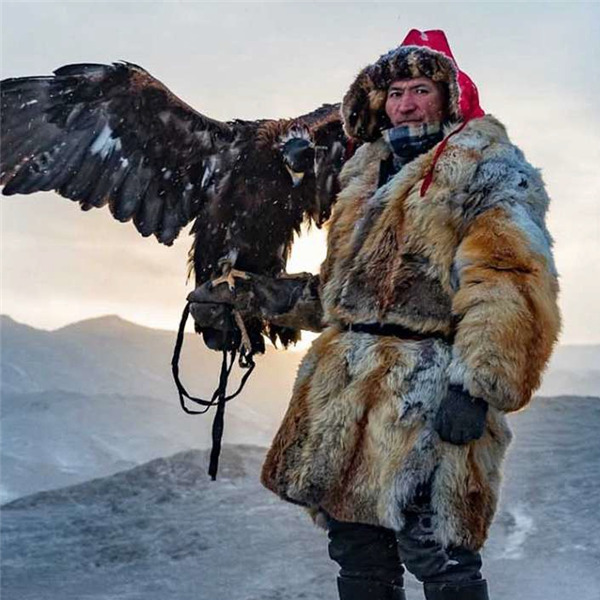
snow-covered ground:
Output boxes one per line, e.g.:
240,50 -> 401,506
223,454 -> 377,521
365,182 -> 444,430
2,396 -> 600,600
2,316 -> 599,598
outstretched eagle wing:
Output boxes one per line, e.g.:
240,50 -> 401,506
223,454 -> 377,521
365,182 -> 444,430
1,61 -> 241,245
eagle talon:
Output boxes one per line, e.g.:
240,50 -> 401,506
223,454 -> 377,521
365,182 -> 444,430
210,268 -> 250,292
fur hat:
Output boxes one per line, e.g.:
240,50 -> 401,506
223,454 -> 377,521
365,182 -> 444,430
342,29 -> 484,141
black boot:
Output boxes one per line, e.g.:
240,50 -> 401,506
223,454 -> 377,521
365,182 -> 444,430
424,579 -> 489,600
337,576 -> 406,600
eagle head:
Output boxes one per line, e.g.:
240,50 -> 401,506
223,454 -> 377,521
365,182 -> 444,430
278,127 -> 314,187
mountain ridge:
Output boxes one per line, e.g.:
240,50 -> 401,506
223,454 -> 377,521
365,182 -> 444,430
3,312 -> 599,399
4,311 -> 600,349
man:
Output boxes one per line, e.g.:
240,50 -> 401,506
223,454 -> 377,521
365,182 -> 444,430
190,29 -> 561,600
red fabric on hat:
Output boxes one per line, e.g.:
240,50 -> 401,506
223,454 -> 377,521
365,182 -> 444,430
399,29 -> 485,195
400,29 -> 485,121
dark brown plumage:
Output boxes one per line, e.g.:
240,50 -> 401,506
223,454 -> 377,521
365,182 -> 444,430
0,61 -> 349,355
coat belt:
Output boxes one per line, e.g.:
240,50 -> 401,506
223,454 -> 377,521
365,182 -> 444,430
343,322 -> 454,344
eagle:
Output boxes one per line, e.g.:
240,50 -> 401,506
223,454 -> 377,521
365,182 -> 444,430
0,61 -> 348,356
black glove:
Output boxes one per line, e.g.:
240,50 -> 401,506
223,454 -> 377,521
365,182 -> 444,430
434,385 -> 488,445
187,281 -> 237,331
187,273 -> 323,333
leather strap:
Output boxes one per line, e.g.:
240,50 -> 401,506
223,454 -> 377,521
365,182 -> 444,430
343,322 -> 453,344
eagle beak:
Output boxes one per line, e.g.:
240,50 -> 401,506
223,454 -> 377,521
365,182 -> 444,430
285,165 -> 305,187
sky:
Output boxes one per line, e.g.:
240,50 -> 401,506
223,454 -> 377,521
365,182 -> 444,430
1,1 -> 599,345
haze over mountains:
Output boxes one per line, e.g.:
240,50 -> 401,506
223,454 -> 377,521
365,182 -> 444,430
1,314 -> 599,599
0,314 -> 301,501
3,313 -> 597,399
1,314 -> 301,408
1,313 -> 599,502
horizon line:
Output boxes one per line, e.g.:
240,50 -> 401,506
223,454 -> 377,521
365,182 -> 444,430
2,313 -> 599,348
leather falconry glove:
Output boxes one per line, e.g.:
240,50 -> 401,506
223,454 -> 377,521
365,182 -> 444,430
187,281 -> 238,332
434,384 -> 488,445
188,272 -> 323,334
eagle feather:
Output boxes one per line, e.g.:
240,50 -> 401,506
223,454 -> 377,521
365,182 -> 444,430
1,61 -> 350,354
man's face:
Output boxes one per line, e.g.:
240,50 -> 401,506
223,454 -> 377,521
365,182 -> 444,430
384,77 -> 447,127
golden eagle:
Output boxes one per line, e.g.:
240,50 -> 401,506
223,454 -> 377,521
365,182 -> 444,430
1,61 -> 347,355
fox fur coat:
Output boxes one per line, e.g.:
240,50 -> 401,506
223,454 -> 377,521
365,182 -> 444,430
260,42 -> 561,552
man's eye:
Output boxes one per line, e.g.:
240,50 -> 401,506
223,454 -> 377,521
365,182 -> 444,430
416,88 -> 429,95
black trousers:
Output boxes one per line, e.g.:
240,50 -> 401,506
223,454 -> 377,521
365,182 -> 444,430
326,483 -> 483,587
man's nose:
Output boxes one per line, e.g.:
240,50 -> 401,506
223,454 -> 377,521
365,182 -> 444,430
398,93 -> 417,113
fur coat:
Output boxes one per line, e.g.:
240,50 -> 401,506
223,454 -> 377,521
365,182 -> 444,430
261,42 -> 561,552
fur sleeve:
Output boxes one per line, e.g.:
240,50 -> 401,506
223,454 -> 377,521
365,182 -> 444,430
446,165 -> 561,413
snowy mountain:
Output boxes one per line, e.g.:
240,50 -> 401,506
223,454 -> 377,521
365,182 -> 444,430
3,313 -> 598,399
0,314 -> 302,502
2,396 -> 600,600
0,389 -> 275,502
537,343 -> 600,397
1,313 -> 599,505
1,312 -> 599,598
0,314 -> 301,403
